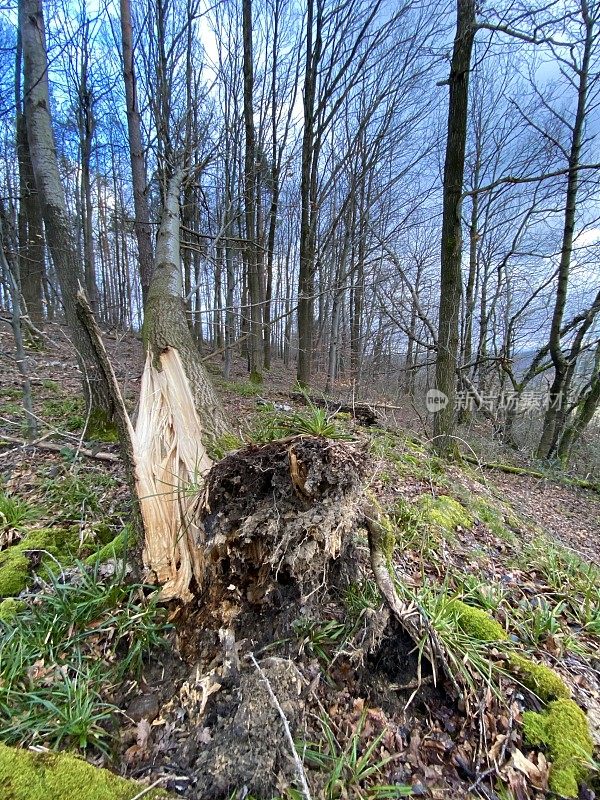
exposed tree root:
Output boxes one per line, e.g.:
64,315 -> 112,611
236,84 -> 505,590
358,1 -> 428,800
364,501 -> 461,697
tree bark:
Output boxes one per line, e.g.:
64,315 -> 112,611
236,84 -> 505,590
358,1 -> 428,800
535,0 -> 594,459
297,0 -> 321,388
119,0 -> 154,307
137,170 -> 230,601
556,342 -> 600,463
15,29 -> 44,327
20,0 -> 113,424
433,0 -> 476,457
242,0 -> 264,381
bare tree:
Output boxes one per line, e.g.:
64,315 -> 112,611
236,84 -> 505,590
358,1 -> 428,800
19,0 -> 114,429
119,0 -> 154,306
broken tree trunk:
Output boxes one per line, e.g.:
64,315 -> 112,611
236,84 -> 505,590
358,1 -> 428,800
135,169 -> 230,602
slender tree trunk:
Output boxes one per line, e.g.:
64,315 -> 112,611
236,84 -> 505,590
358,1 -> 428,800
433,0 -> 476,457
463,158 -> 480,372
297,0 -> 321,388
78,41 -> 99,316
556,342 -> 600,463
536,2 -> 593,459
15,30 -> 44,327
242,0 -> 263,381
119,0 -> 154,307
142,172 -> 228,441
20,0 -> 113,428
0,205 -> 37,438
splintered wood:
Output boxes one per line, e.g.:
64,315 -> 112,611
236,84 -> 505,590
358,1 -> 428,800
134,348 -> 212,602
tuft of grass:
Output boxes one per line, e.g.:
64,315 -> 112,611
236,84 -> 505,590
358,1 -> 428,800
282,406 -> 353,439
515,539 -> 600,631
0,493 -> 36,531
0,565 -> 171,753
222,380 -> 262,398
249,403 -> 352,444
0,387 -> 21,400
510,597 -> 566,645
209,432 -> 244,460
41,397 -> 85,431
298,711 -> 412,799
451,574 -> 506,612
396,581 -> 511,696
293,618 -> 350,665
344,579 -> 381,619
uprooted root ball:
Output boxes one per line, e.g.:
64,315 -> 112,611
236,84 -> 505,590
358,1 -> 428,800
198,436 -> 368,613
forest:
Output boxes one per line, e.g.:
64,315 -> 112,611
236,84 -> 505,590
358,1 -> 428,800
0,0 -> 599,799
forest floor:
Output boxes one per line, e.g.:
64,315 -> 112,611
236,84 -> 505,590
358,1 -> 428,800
0,319 -> 599,800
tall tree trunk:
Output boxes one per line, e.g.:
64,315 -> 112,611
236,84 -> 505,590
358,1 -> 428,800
137,170 -> 229,602
119,0 -> 154,307
242,0 -> 263,381
297,0 -> 321,388
535,1 -> 594,459
15,30 -> 44,327
20,0 -> 113,428
78,28 -> 99,316
433,0 -> 476,457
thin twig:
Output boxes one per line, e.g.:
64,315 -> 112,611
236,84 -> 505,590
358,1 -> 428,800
249,653 -> 313,800
129,777 -> 166,800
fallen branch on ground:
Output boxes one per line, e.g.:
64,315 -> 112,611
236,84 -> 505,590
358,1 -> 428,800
463,455 -> 599,494
288,392 -> 379,426
0,433 -> 119,463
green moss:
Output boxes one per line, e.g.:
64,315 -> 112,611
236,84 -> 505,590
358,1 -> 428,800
448,599 -> 508,642
0,598 -> 25,623
85,527 -> 134,566
523,699 -> 593,797
248,370 -> 263,386
367,495 -> 396,563
0,528 -> 79,597
508,653 -> 571,701
0,742 -> 172,800
208,432 -> 243,460
84,409 -> 118,443
334,411 -> 352,421
417,495 -> 472,533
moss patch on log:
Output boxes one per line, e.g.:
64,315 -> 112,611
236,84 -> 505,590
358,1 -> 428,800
84,526 -> 134,566
0,598 -> 25,622
523,699 -> 593,797
0,742 -> 172,800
